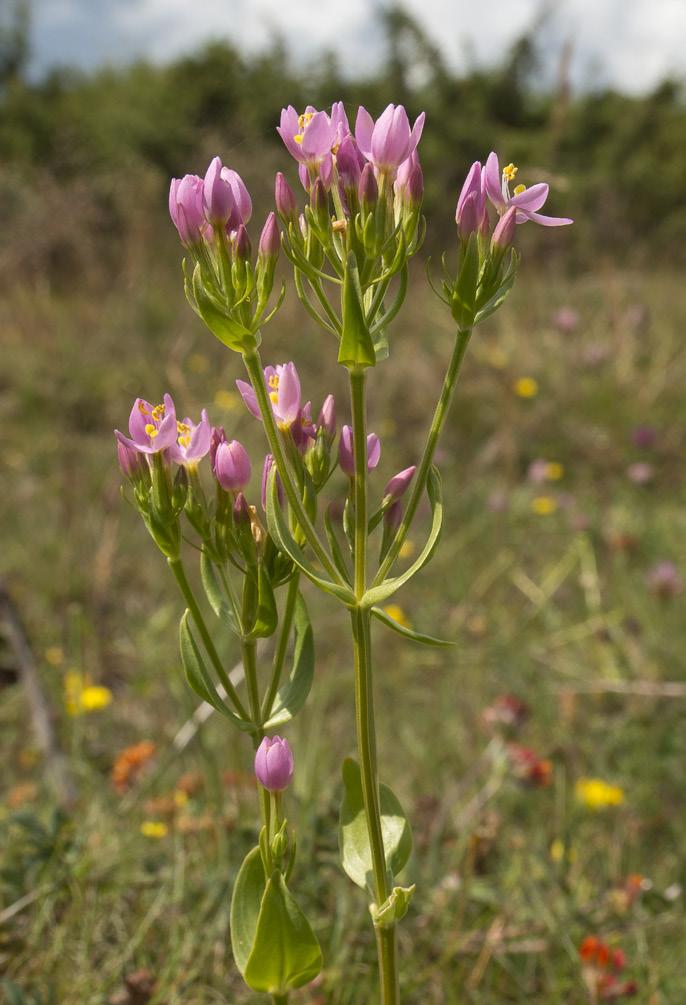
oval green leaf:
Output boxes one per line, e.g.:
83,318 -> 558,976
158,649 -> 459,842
230,846 -> 266,976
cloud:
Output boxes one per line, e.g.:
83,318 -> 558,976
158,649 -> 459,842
29,0 -> 686,93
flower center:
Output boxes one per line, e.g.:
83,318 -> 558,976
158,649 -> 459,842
177,421 -> 191,449
294,111 -> 314,145
268,373 -> 280,404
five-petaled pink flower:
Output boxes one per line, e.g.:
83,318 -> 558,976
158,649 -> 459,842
168,409 -> 212,467
483,152 -> 572,227
278,103 -> 349,188
236,362 -> 302,431
115,394 -> 178,455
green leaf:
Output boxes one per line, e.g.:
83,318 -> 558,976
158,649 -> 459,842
339,757 -> 413,892
230,846 -> 266,977
265,468 -> 356,606
179,611 -> 251,731
263,593 -> 315,728
362,467 -> 443,607
371,606 -> 454,647
475,249 -> 520,326
246,565 -> 278,639
192,263 -> 257,352
244,871 -> 322,993
200,552 -> 239,634
371,884 -> 416,928
451,233 -> 479,328
338,251 -> 377,368
324,503 -> 352,581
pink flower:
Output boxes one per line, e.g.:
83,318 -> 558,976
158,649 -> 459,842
355,103 -> 425,175
339,425 -> 381,475
169,175 -> 205,245
115,394 -> 178,455
236,361 -> 302,431
168,409 -> 212,466
483,152 -> 572,227
277,103 -> 350,185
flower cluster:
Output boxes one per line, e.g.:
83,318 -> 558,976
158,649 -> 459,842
579,937 -> 637,999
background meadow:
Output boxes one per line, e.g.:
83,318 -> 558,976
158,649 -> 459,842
1,6 -> 685,1003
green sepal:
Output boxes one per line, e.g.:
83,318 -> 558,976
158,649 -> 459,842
191,263 -> 259,352
263,592 -> 315,729
242,870 -> 322,994
179,610 -> 251,730
339,757 -> 413,892
230,846 -> 266,977
338,251 -> 377,368
450,233 -> 479,329
362,466 -> 443,607
474,248 -> 520,326
371,606 -> 454,647
258,825 -> 271,875
245,565 -> 278,640
265,468 -> 356,606
370,884 -> 416,928
200,552 -> 239,635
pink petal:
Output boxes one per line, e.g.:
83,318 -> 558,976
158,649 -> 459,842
408,111 -> 425,154
483,151 -> 505,210
509,182 -> 549,212
236,379 -> 261,419
300,111 -> 334,160
520,210 -> 573,227
355,106 -> 375,158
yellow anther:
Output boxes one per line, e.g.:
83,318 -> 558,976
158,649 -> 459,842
294,134 -> 303,144
177,421 -> 190,434
178,434 -> 191,448
268,374 -> 280,389
151,403 -> 165,421
145,424 -> 159,439
514,184 -> 526,196
503,163 -> 518,182
269,391 -> 279,405
138,402 -> 150,415
297,112 -> 314,129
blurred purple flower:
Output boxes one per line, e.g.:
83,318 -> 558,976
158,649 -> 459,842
631,425 -> 657,450
552,306 -> 579,333
627,462 -> 654,485
646,561 -> 683,598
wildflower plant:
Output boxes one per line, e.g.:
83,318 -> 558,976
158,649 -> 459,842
116,101 -> 571,1003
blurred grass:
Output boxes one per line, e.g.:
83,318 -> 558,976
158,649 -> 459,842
1,252 -> 686,1004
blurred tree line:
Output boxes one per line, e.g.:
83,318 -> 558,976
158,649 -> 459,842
1,4 -> 686,288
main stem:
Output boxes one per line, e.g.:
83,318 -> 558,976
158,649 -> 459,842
242,349 -> 345,587
350,367 -> 399,1005
373,328 -> 472,586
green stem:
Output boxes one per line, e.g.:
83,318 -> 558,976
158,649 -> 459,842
272,996 -> 288,1005
241,634 -> 272,836
261,573 -> 301,720
349,366 -> 399,1003
351,607 -> 398,1005
168,557 -> 249,720
372,328 -> 472,586
241,349 -> 344,587
350,368 -> 368,599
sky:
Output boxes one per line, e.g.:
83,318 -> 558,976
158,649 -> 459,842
25,0 -> 686,94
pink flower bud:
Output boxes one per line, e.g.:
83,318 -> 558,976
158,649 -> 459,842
358,162 -> 378,208
275,171 -> 297,220
336,134 -> 365,192
384,465 -> 416,501
395,151 -> 423,206
317,394 -> 336,440
234,223 -> 252,261
254,735 -> 294,792
203,156 -> 236,226
384,499 -> 402,534
233,491 -> 251,527
209,426 -> 226,471
491,206 -> 517,251
220,166 -> 252,225
258,212 -> 280,260
261,454 -> 285,510
214,439 -> 251,491
116,438 -> 146,481
339,425 -> 381,475
169,174 -> 205,245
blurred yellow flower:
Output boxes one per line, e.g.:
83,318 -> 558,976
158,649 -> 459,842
514,376 -> 539,398
140,821 -> 169,839
45,646 -> 64,666
575,777 -> 625,810
544,462 -> 564,481
64,670 -> 112,716
174,789 -> 189,808
485,346 -> 508,369
531,496 -> 558,516
188,352 -> 209,373
214,389 -> 241,412
399,539 -> 415,559
382,605 -> 411,629
550,838 -> 577,863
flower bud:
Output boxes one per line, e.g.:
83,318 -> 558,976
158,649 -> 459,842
232,490 -> 251,527
234,223 -> 252,261
258,212 -> 280,260
339,425 -> 381,475
457,190 -> 480,240
261,454 -> 285,510
358,162 -> 378,210
214,439 -> 251,491
310,177 -> 329,230
275,172 -> 297,221
383,465 -> 416,502
336,135 -> 364,193
254,735 -> 294,792
220,166 -> 252,225
491,206 -> 517,252
317,394 -> 336,442
209,425 -> 226,471
116,439 -> 147,482
203,156 -> 236,226
169,174 -> 205,245
395,152 -> 423,207
384,499 -> 403,534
